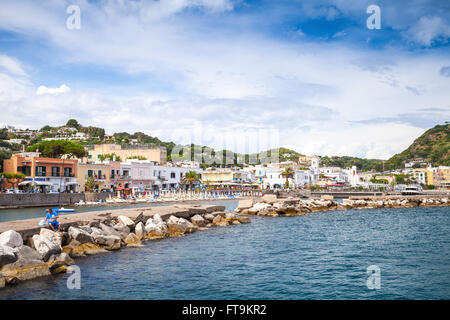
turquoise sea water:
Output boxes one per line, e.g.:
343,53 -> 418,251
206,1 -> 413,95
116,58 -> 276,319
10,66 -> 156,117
0,204 -> 449,300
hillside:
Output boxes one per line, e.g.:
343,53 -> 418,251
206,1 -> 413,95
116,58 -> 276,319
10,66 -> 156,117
386,123 -> 450,168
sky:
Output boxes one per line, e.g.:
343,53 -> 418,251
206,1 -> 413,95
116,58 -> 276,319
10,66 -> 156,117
0,0 -> 449,160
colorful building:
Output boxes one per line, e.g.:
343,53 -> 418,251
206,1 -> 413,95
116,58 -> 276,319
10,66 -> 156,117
3,152 -> 78,192
77,162 -> 112,192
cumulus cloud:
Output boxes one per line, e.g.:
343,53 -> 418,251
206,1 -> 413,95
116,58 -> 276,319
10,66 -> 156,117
0,1 -> 449,159
404,16 -> 450,46
36,84 -> 71,95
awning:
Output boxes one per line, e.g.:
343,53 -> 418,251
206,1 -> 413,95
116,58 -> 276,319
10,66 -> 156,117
19,181 -> 52,186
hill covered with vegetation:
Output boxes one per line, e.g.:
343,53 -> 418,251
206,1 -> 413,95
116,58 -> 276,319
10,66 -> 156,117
386,123 -> 450,168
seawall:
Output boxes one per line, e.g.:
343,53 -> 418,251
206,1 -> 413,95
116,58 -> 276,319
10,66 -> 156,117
0,193 -> 113,209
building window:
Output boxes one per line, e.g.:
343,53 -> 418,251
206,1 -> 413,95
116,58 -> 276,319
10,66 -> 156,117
64,167 -> 72,177
88,155 -> 92,159
35,166 -> 46,177
51,167 -> 60,177
170,172 -> 176,179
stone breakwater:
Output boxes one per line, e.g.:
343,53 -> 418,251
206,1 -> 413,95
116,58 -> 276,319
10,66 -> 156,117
235,195 -> 450,217
0,204 -> 250,289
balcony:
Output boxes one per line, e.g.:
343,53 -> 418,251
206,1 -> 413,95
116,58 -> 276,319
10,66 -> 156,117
87,174 -> 107,181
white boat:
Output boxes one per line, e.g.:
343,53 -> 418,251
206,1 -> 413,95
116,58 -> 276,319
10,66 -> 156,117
58,207 -> 75,213
401,185 -> 423,195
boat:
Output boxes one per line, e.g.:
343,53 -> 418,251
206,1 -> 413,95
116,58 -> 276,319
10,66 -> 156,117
58,207 -> 75,213
401,185 -> 423,195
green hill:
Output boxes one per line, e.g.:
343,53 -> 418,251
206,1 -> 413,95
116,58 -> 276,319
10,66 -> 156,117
386,123 -> 450,168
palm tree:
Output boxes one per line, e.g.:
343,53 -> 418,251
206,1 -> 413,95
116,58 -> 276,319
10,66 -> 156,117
281,167 -> 294,189
182,171 -> 201,191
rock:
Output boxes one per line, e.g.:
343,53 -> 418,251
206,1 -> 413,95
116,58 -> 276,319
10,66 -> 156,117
68,226 -> 93,244
204,213 -> 215,222
63,240 -> 106,258
0,230 -> 23,248
237,199 -> 253,210
1,245 -> 50,281
40,228 -> 62,246
0,273 -> 5,288
145,221 -> 166,238
212,215 -> 222,224
232,220 -> 241,225
79,225 -> 93,234
0,245 -> 17,268
237,216 -> 251,224
321,195 -> 334,201
124,233 -> 141,246
153,214 -> 163,224
117,215 -> 135,229
135,222 -> 146,239
253,202 -> 272,211
92,232 -> 121,249
190,215 -> 206,227
100,223 -> 121,237
47,252 -> 74,272
30,234 -> 62,261
225,212 -> 237,220
113,223 -> 131,240
262,194 -> 277,203
167,216 -> 188,235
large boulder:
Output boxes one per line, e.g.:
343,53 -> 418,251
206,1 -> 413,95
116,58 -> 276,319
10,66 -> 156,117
135,222 -> 146,239
1,245 -> 50,281
190,215 -> 206,227
124,233 -> 141,246
113,223 -> 131,240
99,223 -> 121,237
145,221 -> 166,238
0,245 -> 17,268
47,252 -> 74,272
204,213 -> 215,222
117,216 -> 135,229
153,214 -> 163,224
0,230 -> 23,248
30,233 -> 62,261
40,228 -> 62,246
253,202 -> 272,211
68,226 -> 93,244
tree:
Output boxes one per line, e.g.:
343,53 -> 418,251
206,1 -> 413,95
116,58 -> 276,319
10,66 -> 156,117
85,177 -> 97,193
0,150 -> 12,172
0,129 -> 8,140
281,167 -> 295,189
26,140 -> 87,159
182,171 -> 201,191
99,153 -> 122,162
66,119 -> 81,130
0,173 -> 26,189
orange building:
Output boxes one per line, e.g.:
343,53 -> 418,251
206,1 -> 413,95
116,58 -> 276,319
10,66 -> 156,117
2,152 -> 79,192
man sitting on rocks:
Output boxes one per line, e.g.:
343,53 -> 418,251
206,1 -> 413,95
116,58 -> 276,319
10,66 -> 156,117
45,208 -> 60,232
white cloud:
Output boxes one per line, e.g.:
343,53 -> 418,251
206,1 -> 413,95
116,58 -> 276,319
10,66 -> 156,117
404,16 -> 450,46
36,84 -> 71,95
0,1 -> 449,159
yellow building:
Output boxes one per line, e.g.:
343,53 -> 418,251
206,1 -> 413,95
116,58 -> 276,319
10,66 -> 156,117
85,144 -> 166,164
77,163 -> 112,192
202,169 -> 245,185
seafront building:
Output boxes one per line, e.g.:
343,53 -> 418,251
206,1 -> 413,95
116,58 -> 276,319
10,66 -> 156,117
2,152 -> 78,192
77,162 -> 112,192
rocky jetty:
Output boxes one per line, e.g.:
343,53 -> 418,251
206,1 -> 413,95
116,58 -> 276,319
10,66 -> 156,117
235,195 -> 450,217
0,204 -> 250,289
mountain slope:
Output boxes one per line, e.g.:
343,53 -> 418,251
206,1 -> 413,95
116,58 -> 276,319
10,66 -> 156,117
386,123 -> 450,168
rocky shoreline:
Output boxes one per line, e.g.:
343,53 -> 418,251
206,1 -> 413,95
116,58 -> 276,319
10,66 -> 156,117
235,195 -> 450,216
0,204 -> 250,289
1,195 -> 448,290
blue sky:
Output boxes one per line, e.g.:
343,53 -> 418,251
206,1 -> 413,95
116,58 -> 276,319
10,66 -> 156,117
0,0 -> 449,159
